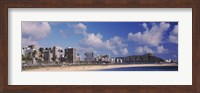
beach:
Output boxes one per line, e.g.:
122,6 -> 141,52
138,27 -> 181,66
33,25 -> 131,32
23,63 -> 178,71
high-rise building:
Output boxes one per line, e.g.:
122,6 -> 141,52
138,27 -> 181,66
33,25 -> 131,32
76,53 -> 80,62
65,47 -> 77,63
85,52 -> 94,62
53,46 -> 60,62
95,54 -> 110,62
29,45 -> 36,49
22,45 -> 36,58
43,50 -> 53,62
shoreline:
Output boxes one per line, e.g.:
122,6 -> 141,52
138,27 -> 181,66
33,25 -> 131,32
23,63 -> 178,71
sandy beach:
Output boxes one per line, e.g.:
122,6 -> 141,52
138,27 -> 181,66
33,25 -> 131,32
23,63 -> 178,71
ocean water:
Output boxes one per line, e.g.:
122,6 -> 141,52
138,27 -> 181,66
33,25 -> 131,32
96,66 -> 178,71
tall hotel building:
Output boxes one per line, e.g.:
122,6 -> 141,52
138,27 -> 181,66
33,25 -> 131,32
64,47 -> 77,63
85,52 -> 94,62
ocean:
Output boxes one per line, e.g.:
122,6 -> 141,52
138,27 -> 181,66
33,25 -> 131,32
96,66 -> 178,71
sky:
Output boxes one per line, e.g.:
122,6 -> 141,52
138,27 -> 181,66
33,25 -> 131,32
22,22 -> 178,60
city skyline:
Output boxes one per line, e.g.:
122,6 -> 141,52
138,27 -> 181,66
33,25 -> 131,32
22,22 -> 178,60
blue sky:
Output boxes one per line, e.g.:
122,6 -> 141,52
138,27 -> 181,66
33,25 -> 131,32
22,22 -> 178,60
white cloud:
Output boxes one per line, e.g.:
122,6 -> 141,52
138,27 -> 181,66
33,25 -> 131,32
105,36 -> 127,49
81,33 -> 103,48
128,22 -> 170,46
22,22 -> 51,40
120,48 -> 128,55
74,23 -> 128,55
135,45 -> 168,54
142,23 -> 148,30
110,36 -> 127,47
135,46 -> 154,54
104,36 -> 128,55
169,35 -> 178,43
129,22 -> 170,55
74,23 -> 87,35
156,45 -> 168,54
22,22 -> 51,47
105,36 -> 128,55
169,25 -> 178,44
81,34 -> 128,55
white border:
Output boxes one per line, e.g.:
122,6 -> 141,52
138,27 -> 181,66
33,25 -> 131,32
8,8 -> 192,85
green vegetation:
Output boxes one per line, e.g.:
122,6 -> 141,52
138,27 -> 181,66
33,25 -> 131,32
22,55 -> 32,61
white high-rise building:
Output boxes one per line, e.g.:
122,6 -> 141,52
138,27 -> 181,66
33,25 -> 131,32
95,54 -> 110,62
85,52 -> 94,62
53,46 -> 62,62
22,45 -> 36,58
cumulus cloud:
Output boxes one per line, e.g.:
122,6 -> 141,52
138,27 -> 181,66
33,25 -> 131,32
74,23 -> 87,35
109,36 -> 127,48
135,46 -> 154,54
120,48 -> 128,55
22,22 -> 51,40
104,36 -> 128,55
105,36 -> 128,55
142,23 -> 148,30
128,22 -> 170,46
22,22 -> 51,47
81,34 -> 128,55
74,23 -> 128,55
135,45 -> 168,54
105,36 -> 127,49
156,45 -> 168,54
169,25 -> 178,44
81,33 -> 103,48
